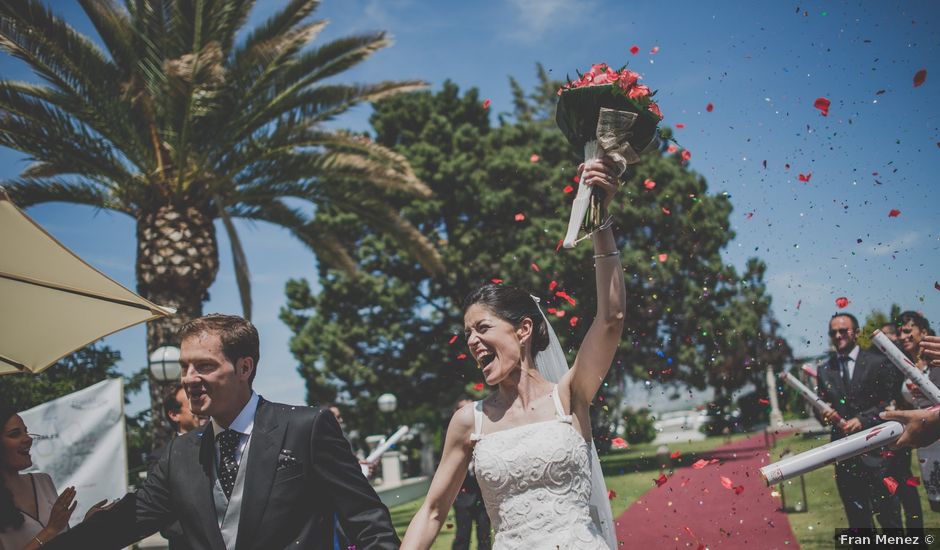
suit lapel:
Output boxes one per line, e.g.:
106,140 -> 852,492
828,355 -> 848,399
192,425 -> 227,550
235,398 -> 285,550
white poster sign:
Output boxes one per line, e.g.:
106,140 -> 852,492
20,378 -> 128,525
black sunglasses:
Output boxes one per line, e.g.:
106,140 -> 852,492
828,328 -> 852,337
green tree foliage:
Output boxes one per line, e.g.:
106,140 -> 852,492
621,408 -> 656,444
858,304 -> 902,349
0,344 -> 151,478
281,68 -> 790,439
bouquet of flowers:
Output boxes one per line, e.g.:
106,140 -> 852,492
556,63 -> 664,248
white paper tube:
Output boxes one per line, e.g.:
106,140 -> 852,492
871,329 -> 940,405
780,371 -> 846,429
562,141 -> 601,248
759,421 -> 903,485
360,425 -> 410,477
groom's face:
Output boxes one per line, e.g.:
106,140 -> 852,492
180,331 -> 252,423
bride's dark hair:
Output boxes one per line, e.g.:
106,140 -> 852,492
0,406 -> 25,532
463,284 -> 550,353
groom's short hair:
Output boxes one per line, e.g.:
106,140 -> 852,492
178,314 -> 260,384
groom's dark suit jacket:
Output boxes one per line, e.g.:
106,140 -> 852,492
44,398 -> 399,550
816,348 -> 899,442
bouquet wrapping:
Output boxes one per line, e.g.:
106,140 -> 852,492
760,421 -> 903,485
871,329 -> 940,404
780,371 -> 846,429
555,64 -> 664,248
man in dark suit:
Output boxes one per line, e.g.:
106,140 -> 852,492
46,314 -> 399,550
817,312 -> 902,529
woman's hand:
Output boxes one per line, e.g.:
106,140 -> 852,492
881,407 -> 940,448
83,498 -> 117,521
921,335 -> 940,368
46,486 -> 77,533
577,157 -> 620,210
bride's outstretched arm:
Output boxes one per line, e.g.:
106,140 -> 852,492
565,158 -> 627,407
401,403 -> 475,550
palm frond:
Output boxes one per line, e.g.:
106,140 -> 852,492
3,177 -> 132,213
216,194 -> 252,319
232,0 -> 319,66
78,0 -> 136,72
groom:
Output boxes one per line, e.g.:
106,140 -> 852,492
45,314 -> 399,550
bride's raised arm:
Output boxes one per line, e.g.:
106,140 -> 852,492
563,157 -> 627,409
400,403 -> 474,550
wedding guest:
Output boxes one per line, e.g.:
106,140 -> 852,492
895,311 -> 939,514
817,313 -> 902,529
43,314 -> 398,550
0,407 -> 106,550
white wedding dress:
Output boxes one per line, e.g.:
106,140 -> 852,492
470,386 -> 610,549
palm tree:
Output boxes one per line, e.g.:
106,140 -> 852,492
0,0 -> 443,445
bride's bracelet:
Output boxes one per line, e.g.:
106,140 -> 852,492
593,250 -> 620,259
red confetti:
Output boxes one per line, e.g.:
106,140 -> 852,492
530,154 -> 540,163
796,299 -> 802,310
733,485 -> 745,495
549,280 -> 558,291
675,123 -> 685,129
482,99 -> 491,109
684,526 -> 696,539
814,96 -> 830,116
913,69 -> 927,88
667,144 -> 678,154
491,278 -> 503,284
935,281 -> 940,292
607,489 -> 617,500
448,335 -> 458,345
555,240 -> 563,252
530,262 -> 540,272
446,523 -> 453,529
888,209 -> 901,218
650,45 -> 659,54
692,459 -> 709,469
654,474 -> 668,487
563,185 -> 574,194
670,451 -> 682,459
907,477 -> 921,487
759,398 -> 770,405
473,383 -> 484,391
630,45 -> 640,55
681,149 -> 692,163
883,476 -> 899,495
456,353 -> 467,360
514,213 -> 525,221
611,437 -> 629,449
569,316 -> 579,327
554,309 -> 566,318
745,212 -> 754,219
661,207 -> 671,215
643,178 -> 656,190
572,175 -> 580,183
720,476 -> 734,490
546,307 -> 557,314
798,172 -> 812,182
658,253 -> 668,263
706,102 -> 714,112
555,291 -> 576,306
835,296 -> 850,309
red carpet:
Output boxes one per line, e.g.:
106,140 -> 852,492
613,432 -> 799,549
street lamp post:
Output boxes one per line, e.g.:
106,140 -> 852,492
376,393 -> 401,486
148,345 -> 181,449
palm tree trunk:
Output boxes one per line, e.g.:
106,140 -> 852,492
137,204 -> 219,449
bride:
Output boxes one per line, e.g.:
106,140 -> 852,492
402,158 -> 625,549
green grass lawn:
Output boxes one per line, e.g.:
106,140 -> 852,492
388,433 -> 752,547
774,430 -> 937,550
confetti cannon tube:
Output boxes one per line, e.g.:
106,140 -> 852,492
871,329 -> 940,405
760,421 -> 903,485
780,371 -> 846,429
360,425 -> 410,477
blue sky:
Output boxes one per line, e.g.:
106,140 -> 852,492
2,1 -> 938,414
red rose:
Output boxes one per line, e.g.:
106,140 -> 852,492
628,84 -> 651,99
647,101 -> 663,120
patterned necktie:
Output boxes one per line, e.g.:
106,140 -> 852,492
217,429 -> 241,499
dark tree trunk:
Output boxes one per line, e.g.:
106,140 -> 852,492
137,203 -> 219,449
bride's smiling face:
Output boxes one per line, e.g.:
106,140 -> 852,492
464,303 -> 530,385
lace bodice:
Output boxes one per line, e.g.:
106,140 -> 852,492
470,387 -> 610,549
